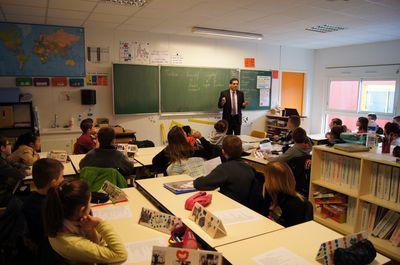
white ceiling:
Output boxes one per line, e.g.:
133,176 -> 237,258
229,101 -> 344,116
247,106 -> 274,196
0,0 -> 399,49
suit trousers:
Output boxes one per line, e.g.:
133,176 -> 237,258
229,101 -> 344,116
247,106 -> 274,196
227,114 -> 241,135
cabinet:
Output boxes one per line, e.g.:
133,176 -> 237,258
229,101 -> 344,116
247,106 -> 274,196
309,145 -> 400,261
265,115 -> 289,136
40,128 -> 81,154
0,102 -> 35,138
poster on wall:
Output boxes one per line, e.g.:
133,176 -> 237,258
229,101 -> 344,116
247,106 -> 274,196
259,89 -> 270,107
0,22 -> 85,76
150,50 -> 170,64
256,75 -> 271,89
134,41 -> 150,64
119,41 -> 133,62
171,52 -> 184,65
87,46 -> 110,63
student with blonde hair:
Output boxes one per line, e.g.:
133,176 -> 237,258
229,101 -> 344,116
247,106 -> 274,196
43,179 -> 127,264
263,161 -> 311,227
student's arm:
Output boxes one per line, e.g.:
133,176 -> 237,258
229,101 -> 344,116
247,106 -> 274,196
0,158 -> 25,180
53,221 -> 127,264
117,152 -> 135,176
21,148 -> 39,166
193,165 -> 227,190
197,137 -> 221,160
152,148 -> 169,173
267,147 -> 296,163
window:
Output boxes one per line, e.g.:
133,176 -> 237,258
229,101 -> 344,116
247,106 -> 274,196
325,78 -> 398,133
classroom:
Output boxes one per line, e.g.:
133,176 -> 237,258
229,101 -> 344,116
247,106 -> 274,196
0,0 -> 399,264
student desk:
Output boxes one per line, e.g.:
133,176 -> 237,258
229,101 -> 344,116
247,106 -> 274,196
91,188 -> 170,265
25,152 -> 76,180
216,221 -> 390,265
238,135 -> 266,143
136,175 -> 284,248
309,133 -> 328,145
68,146 -> 165,172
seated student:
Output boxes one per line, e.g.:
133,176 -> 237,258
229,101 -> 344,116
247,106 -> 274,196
356,117 -> 368,134
22,159 -> 64,253
8,132 -> 40,167
0,136 -> 25,206
152,126 -> 219,174
266,127 -> 311,163
182,125 -> 197,147
79,127 -> 135,176
281,115 -> 301,144
393,116 -> 400,126
367,113 -> 384,134
193,136 -> 259,207
43,179 -> 128,264
73,118 -> 97,154
384,122 -> 400,147
263,161 -> 308,227
327,125 -> 347,145
209,119 -> 228,146
165,127 -> 205,178
328,117 -> 343,129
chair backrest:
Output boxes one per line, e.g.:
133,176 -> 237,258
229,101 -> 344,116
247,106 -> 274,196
286,154 -> 312,197
79,167 -> 128,192
304,200 -> 314,222
250,130 -> 267,138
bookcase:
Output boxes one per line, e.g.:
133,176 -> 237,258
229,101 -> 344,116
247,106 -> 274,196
265,115 -> 289,136
310,145 -> 400,261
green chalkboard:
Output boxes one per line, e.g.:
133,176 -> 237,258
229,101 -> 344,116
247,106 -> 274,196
161,66 -> 239,113
240,70 -> 272,110
113,64 -> 159,114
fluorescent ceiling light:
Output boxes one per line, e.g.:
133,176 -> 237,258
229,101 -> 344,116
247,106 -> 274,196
102,0 -> 149,7
192,27 -> 263,40
305,24 -> 346,33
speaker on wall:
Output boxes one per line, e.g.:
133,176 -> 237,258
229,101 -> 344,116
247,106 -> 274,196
81,89 -> 96,105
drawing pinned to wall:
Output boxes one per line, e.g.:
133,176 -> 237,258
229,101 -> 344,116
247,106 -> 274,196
87,73 -> 108,86
150,50 -> 170,64
171,52 -> 184,65
259,89 -> 270,107
69,78 -> 84,87
33,77 -> 50,86
52,77 -> 68,87
87,46 -> 110,63
244,58 -> 255,68
148,116 -> 157,124
119,41 -> 133,62
16,77 -> 32,86
134,41 -> 150,64
256,76 -> 271,89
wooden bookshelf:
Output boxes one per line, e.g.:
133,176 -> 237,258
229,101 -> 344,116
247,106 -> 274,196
310,145 -> 400,261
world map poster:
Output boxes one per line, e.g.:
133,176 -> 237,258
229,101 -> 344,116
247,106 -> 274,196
0,22 -> 85,76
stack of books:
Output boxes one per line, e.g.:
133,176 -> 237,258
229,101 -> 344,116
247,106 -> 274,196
369,163 -> 400,203
360,202 -> 400,247
314,191 -> 349,224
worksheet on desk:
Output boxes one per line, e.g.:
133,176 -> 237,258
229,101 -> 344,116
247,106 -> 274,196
213,207 -> 261,225
92,204 -> 132,220
252,247 -> 311,265
122,237 -> 168,264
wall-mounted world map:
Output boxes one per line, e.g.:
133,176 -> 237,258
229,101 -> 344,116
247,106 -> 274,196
0,22 -> 85,77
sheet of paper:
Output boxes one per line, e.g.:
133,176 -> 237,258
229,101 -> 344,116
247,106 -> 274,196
204,156 -> 222,176
213,207 -> 260,225
92,204 -> 132,220
150,50 -> 170,64
122,237 -> 168,264
120,41 -> 133,62
252,247 -> 311,265
260,88 -> 270,106
257,75 -> 271,89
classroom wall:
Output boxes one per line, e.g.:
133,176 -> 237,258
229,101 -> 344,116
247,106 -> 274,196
311,39 -> 400,134
0,27 -> 315,145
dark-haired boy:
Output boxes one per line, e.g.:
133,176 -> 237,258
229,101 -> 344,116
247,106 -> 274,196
267,127 -> 312,163
73,118 -> 97,154
22,158 -> 64,245
194,135 -> 258,206
79,127 -> 135,176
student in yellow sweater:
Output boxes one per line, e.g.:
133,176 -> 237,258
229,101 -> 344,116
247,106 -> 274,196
43,179 -> 127,264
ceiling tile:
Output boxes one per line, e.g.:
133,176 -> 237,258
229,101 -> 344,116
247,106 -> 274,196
6,14 -> 45,24
0,0 -> 47,7
147,0 -> 205,12
123,16 -> 165,26
117,23 -> 157,32
2,4 -> 46,16
365,0 -> 400,9
87,13 -> 129,24
134,7 -> 176,19
47,9 -> 90,20
84,20 -> 119,29
46,17 -> 84,27
49,0 -> 98,12
92,2 -> 140,16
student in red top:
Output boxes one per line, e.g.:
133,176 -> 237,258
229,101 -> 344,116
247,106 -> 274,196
73,118 -> 97,154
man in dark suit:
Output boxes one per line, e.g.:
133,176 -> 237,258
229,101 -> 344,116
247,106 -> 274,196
218,78 -> 248,135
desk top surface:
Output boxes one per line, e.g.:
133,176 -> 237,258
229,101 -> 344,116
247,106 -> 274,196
136,175 -> 284,248
216,221 -> 390,265
92,188 -> 169,265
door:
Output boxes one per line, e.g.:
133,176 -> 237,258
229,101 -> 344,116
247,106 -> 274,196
281,72 -> 305,115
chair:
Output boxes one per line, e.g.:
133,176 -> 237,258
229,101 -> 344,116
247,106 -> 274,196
79,167 -> 128,192
286,154 -> 312,197
250,130 -> 267,138
304,200 -> 314,222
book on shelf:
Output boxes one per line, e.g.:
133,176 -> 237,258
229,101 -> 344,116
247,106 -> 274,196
378,211 -> 400,239
163,180 -> 197,194
360,202 -> 370,231
346,197 -> 356,226
369,163 -> 378,196
366,204 -> 378,234
389,167 -> 399,203
383,165 -> 392,201
390,220 -> 400,247
320,153 -> 360,189
321,204 -> 347,223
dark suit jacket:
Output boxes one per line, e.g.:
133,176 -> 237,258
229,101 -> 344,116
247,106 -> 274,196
218,89 -> 245,123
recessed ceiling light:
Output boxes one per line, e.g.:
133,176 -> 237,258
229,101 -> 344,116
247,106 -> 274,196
305,24 -> 346,33
102,0 -> 149,7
